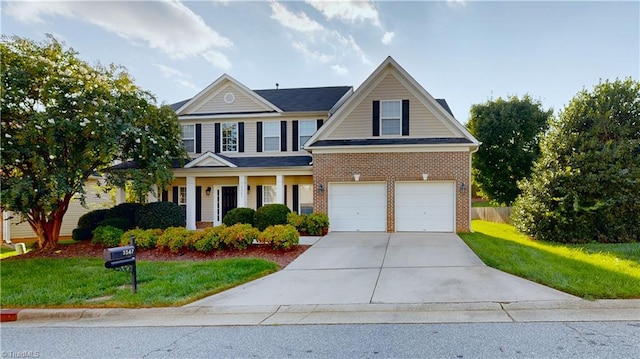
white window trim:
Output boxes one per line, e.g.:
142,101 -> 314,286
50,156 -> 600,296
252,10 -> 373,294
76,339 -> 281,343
182,124 -> 195,152
221,122 -> 238,153
299,184 -> 313,215
299,120 -> 316,150
380,100 -> 402,136
178,186 -> 187,206
263,185 -> 277,205
263,121 -> 280,152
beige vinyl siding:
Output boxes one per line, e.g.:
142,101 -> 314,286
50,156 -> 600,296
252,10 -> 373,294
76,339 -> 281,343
330,72 -> 457,140
188,83 -> 273,115
9,178 -> 113,240
201,123 -> 215,154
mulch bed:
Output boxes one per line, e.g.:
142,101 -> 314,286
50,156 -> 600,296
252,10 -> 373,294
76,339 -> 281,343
5,241 -> 310,269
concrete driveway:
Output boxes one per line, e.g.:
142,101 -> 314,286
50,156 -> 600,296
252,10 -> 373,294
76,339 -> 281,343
187,233 -> 577,307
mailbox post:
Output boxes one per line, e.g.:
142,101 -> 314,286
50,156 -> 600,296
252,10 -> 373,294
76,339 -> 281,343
103,236 -> 137,293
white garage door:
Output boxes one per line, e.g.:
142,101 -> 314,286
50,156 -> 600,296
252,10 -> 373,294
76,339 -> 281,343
329,183 -> 386,231
395,182 -> 455,232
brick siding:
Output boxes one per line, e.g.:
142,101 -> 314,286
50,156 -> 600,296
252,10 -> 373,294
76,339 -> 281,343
312,152 -> 471,232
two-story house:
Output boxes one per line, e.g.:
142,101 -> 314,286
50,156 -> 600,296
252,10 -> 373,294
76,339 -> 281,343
167,56 -> 479,233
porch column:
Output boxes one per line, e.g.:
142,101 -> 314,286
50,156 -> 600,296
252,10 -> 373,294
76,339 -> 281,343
146,184 -> 159,203
186,176 -> 196,230
276,174 -> 284,204
238,175 -> 248,208
115,187 -> 126,204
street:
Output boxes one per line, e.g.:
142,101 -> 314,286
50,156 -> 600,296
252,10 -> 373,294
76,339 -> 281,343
2,321 -> 638,358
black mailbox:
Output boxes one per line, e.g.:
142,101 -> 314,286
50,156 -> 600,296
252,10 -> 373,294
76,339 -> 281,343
103,246 -> 135,262
104,257 -> 136,269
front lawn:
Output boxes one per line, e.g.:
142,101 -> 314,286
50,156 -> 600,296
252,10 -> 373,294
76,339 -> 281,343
459,220 -> 640,299
0,258 -> 277,308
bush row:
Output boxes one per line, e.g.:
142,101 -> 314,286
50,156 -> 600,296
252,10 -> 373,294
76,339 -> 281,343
222,204 -> 292,231
91,223 -> 300,251
74,202 -> 186,241
286,212 -> 329,236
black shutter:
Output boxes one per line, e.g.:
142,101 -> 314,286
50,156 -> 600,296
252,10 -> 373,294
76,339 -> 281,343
162,190 -> 168,202
372,100 -> 380,136
402,100 -> 410,136
292,120 -> 299,151
214,123 -> 221,153
316,119 -> 323,130
238,122 -> 245,153
284,185 -> 288,207
256,185 -> 263,208
257,122 -> 263,152
172,187 -> 178,204
196,186 -> 202,222
280,121 -> 287,152
195,124 -> 202,153
292,185 -> 299,214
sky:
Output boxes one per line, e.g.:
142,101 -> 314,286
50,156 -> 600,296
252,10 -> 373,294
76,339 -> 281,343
1,0 -> 638,123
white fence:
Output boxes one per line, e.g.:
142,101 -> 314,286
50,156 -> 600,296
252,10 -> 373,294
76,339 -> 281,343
471,207 -> 512,224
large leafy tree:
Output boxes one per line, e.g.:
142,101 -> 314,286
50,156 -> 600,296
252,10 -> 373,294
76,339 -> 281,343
1,35 -> 186,250
466,95 -> 551,205
512,79 -> 640,243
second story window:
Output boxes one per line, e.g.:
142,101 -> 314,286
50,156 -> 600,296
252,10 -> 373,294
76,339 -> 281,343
182,124 -> 195,152
299,120 -> 316,150
381,100 -> 401,136
222,122 -> 238,152
263,122 -> 280,152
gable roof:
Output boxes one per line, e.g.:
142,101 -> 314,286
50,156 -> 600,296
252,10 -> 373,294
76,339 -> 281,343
305,56 -> 480,149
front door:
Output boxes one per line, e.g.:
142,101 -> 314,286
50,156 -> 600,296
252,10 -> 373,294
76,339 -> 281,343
221,186 -> 237,222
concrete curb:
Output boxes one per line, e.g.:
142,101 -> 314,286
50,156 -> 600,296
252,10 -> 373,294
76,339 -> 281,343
2,299 -> 639,326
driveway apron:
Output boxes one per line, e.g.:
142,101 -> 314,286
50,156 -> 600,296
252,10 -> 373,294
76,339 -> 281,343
186,233 -> 577,307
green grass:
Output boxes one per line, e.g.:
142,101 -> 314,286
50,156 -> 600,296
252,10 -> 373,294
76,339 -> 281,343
0,257 -> 278,308
459,220 -> 640,299
471,200 -> 501,207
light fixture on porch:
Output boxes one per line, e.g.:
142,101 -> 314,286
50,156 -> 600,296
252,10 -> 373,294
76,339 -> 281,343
205,187 -> 212,196
459,182 -> 466,193
318,184 -> 324,193
422,173 -> 429,181
353,174 -> 360,181
247,185 -> 250,193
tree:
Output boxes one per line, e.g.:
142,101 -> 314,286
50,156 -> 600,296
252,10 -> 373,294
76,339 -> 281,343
466,95 -> 551,205
512,79 -> 640,243
1,35 -> 186,250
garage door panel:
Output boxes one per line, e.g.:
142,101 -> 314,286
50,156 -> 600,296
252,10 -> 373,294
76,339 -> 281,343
329,183 -> 386,232
395,182 -> 455,232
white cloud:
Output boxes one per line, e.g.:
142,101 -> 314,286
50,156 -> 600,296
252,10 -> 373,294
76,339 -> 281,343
269,0 -> 324,33
5,0 -> 233,69
381,31 -> 395,45
153,64 -> 197,89
202,50 -> 232,71
306,0 -> 381,27
292,41 -> 333,63
331,64 -> 348,75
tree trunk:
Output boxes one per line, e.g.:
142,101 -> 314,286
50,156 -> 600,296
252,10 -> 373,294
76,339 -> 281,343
28,194 -> 72,250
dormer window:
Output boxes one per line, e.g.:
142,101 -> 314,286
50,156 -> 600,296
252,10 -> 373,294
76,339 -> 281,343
380,100 -> 402,136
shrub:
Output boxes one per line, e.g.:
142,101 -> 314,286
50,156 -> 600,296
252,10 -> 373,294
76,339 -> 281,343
120,228 -> 163,249
157,227 -> 194,253
72,227 -> 93,241
191,225 -> 225,252
287,212 -> 307,234
97,217 -> 134,232
91,225 -> 124,247
136,202 -> 185,230
306,213 -> 329,236
258,225 -> 299,250
223,207 -> 256,227
108,202 -> 144,222
254,204 -> 291,231
77,208 -> 110,231
219,223 -> 260,250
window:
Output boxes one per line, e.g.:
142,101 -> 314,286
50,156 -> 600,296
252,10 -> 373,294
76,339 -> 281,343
381,100 -> 401,136
263,122 -> 280,152
263,185 -> 276,205
178,186 -> 187,207
299,184 -> 313,215
181,124 -> 195,152
221,122 -> 237,152
299,120 -> 316,150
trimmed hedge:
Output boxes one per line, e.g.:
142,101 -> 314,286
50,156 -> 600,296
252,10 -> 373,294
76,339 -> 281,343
157,227 -> 194,253
223,207 -> 256,227
287,212 -> 329,236
76,209 -> 111,240
136,202 -> 186,230
191,225 -> 226,252
219,223 -> 260,250
255,204 -> 291,231
120,228 -> 162,249
97,217 -> 134,232
91,225 -> 124,247
258,224 -> 299,250
108,203 -> 144,222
